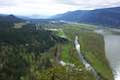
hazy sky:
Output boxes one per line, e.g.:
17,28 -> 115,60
0,0 -> 120,16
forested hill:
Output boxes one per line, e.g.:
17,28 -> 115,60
0,23 -> 67,53
0,14 -> 25,32
0,14 -> 24,22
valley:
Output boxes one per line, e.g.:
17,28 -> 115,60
0,0 -> 120,79
0,20 -> 114,80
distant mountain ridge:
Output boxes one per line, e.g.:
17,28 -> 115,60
52,7 -> 120,28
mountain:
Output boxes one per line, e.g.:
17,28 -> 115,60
52,7 -> 120,28
17,16 -> 32,20
0,14 -> 25,31
0,14 -> 24,23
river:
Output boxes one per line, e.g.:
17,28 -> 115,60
95,29 -> 120,80
104,34 -> 120,80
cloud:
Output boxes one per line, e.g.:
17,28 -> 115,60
0,0 -> 77,15
56,0 -> 120,8
57,0 -> 120,5
0,0 -> 120,15
0,0 -> 16,6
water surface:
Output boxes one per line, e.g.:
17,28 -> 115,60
104,35 -> 120,80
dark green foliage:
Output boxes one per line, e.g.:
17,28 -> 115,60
0,23 -> 67,53
0,46 -> 28,80
0,45 -> 52,80
0,21 -> 14,31
0,23 -> 68,80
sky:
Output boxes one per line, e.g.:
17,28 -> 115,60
0,0 -> 120,16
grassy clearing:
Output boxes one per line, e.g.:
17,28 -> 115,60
47,28 -> 68,39
60,43 -> 84,67
14,23 -> 26,29
55,29 -> 68,39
